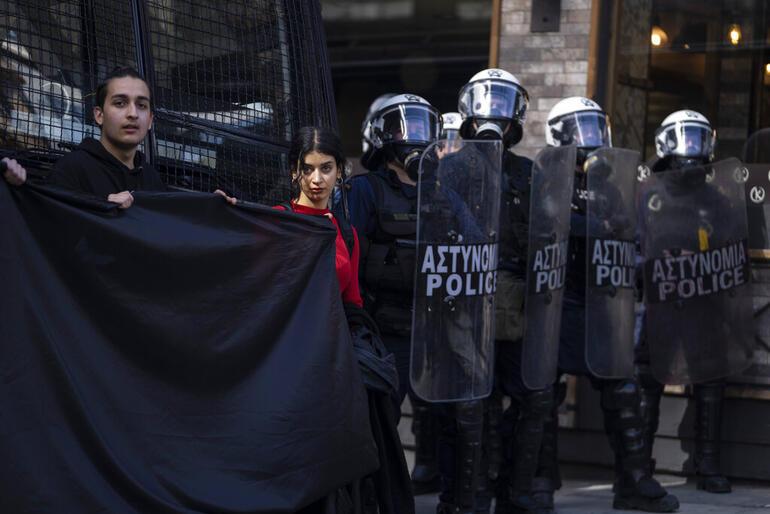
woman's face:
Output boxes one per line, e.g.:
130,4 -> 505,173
294,151 -> 340,207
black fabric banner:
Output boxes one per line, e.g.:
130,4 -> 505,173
0,182 -> 378,513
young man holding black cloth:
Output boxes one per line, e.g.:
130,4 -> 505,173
3,67 -> 165,203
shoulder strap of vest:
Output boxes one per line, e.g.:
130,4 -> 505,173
365,170 -> 389,209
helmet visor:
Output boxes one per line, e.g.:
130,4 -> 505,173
549,111 -> 611,148
379,105 -> 440,145
662,122 -> 714,158
441,128 -> 460,141
458,80 -> 528,120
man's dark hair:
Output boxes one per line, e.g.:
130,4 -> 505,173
95,67 -> 152,109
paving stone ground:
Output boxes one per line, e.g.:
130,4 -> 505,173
405,452 -> 770,514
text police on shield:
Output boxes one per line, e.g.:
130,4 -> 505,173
644,241 -> 749,303
419,243 -> 499,297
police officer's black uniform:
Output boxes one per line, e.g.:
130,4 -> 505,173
634,155 -> 733,494
492,151 -> 563,514
532,158 -> 679,513
345,94 -> 445,498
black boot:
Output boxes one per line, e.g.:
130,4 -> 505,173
438,502 -> 468,514
493,394 -> 518,514
601,380 -> 679,513
529,382 -> 566,514
475,395 -> 501,514
412,398 -> 441,494
437,401 -> 485,514
529,478 -> 556,514
694,382 -> 731,493
476,446 -> 492,514
486,389 -> 504,485
636,362 -> 664,477
506,388 -> 553,514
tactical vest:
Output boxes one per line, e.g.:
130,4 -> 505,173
565,170 -> 588,298
495,153 -> 533,342
363,169 -> 418,336
498,153 -> 532,277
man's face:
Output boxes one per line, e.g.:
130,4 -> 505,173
488,92 -> 509,117
580,122 -> 602,146
406,117 -> 429,141
94,76 -> 153,150
683,131 -> 701,155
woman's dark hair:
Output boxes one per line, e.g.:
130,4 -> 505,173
289,126 -> 348,199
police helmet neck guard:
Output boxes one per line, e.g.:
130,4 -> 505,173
670,155 -> 709,170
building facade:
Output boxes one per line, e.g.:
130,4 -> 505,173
497,0 -> 770,480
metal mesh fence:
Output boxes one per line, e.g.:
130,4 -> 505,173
1,0 -> 336,204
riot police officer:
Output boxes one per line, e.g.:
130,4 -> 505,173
407,111 -> 472,497
450,68 -> 555,514
536,97 -> 679,512
346,92 -> 440,395
356,93 -> 446,494
343,94 -> 443,497
636,110 -> 733,494
441,112 -> 462,142
409,110 -> 471,496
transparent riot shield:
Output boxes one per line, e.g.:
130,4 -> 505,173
521,145 -> 576,390
741,128 -> 770,250
584,148 -> 640,379
741,127 -> 770,164
639,158 -> 754,384
410,139 -> 502,403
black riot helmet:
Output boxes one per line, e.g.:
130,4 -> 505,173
458,68 -> 529,147
369,93 -> 442,181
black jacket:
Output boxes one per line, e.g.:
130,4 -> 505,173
301,304 -> 414,514
49,137 -> 166,197
499,151 -> 534,278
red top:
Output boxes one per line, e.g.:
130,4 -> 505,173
275,202 -> 363,307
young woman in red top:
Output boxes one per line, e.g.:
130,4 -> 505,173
279,127 -> 414,514
222,127 -> 411,513
276,126 -> 363,307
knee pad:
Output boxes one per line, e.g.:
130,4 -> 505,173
455,400 -> 484,434
522,388 -> 553,417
